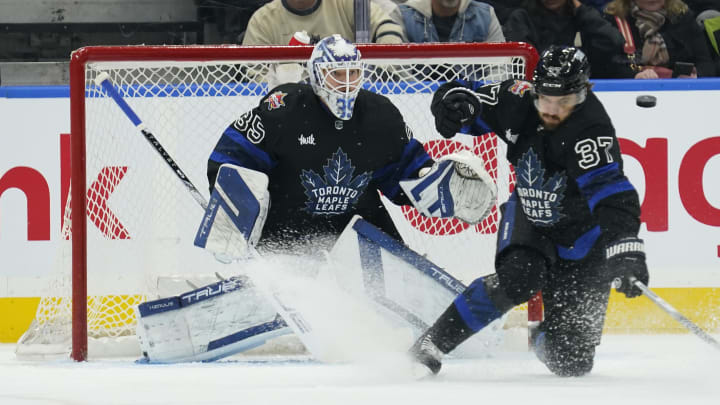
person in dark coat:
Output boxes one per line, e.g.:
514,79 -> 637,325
595,0 -> 717,78
503,0 -> 626,78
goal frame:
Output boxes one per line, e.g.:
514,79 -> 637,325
69,42 -> 540,362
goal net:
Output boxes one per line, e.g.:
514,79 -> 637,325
17,43 -> 539,360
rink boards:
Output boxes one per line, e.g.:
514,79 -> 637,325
1,79 -> 719,341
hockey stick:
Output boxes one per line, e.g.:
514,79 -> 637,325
616,276 -> 720,351
93,72 -> 208,210
95,72 -> 319,357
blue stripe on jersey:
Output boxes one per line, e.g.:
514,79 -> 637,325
587,180 -> 635,212
576,163 -> 636,212
556,225 -> 602,260
453,277 -> 502,332
496,193 -> 518,254
209,126 -> 276,172
376,139 -> 432,199
472,116 -> 493,135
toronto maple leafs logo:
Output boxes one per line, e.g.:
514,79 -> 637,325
299,147 -> 371,215
515,148 -> 567,226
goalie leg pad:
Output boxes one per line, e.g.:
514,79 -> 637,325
328,215 -> 466,332
400,150 -> 497,224
194,164 -> 270,261
136,275 -> 290,363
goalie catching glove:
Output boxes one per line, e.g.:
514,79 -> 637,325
194,164 -> 269,262
400,150 -> 496,224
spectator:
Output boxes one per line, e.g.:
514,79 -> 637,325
581,0 -> 613,12
483,0 -> 526,24
696,8 -> 720,72
393,0 -> 506,43
685,0 -> 720,15
373,0 -> 407,14
195,0 -> 269,44
503,0 -> 626,77
241,0 -> 404,45
596,0 -> 717,77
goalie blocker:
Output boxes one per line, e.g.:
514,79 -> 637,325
194,164 -> 270,262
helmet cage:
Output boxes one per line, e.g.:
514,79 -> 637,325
311,60 -> 365,120
308,35 -> 365,121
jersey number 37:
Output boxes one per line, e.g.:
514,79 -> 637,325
574,137 -> 614,169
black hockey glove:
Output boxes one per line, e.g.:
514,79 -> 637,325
605,237 -> 649,298
430,83 -> 481,139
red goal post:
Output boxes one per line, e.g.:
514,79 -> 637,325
51,43 -> 538,361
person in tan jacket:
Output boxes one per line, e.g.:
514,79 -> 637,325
242,0 -> 405,45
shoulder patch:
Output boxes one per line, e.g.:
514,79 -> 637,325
508,80 -> 533,97
265,90 -> 287,111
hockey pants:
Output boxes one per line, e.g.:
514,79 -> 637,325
448,195 -> 612,376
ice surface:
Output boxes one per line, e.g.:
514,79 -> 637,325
1,334 -> 718,405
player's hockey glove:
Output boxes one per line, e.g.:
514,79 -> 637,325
605,237 -> 649,298
430,82 -> 482,138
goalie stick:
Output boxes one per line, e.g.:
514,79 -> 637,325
93,72 -> 208,210
95,72 -> 320,359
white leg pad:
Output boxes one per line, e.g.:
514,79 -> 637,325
136,275 -> 290,363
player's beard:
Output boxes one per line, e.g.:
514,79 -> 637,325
539,112 -> 564,130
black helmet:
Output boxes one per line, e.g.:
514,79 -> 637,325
533,46 -> 590,96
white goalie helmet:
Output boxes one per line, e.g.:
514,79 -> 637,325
308,34 -> 365,121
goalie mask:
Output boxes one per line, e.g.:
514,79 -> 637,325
308,35 -> 365,121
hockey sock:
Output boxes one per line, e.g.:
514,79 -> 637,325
453,276 -> 505,332
424,275 -> 510,354
425,303 -> 476,354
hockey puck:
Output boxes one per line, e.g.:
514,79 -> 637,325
636,95 -> 657,108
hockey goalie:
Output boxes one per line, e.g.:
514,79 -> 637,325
136,35 -> 498,363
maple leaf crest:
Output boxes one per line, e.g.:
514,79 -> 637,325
515,148 -> 567,226
299,148 -> 371,215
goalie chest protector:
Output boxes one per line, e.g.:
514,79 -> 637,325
213,83 -> 425,245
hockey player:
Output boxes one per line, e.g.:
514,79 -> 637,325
409,46 -> 649,377
204,34 -> 497,256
